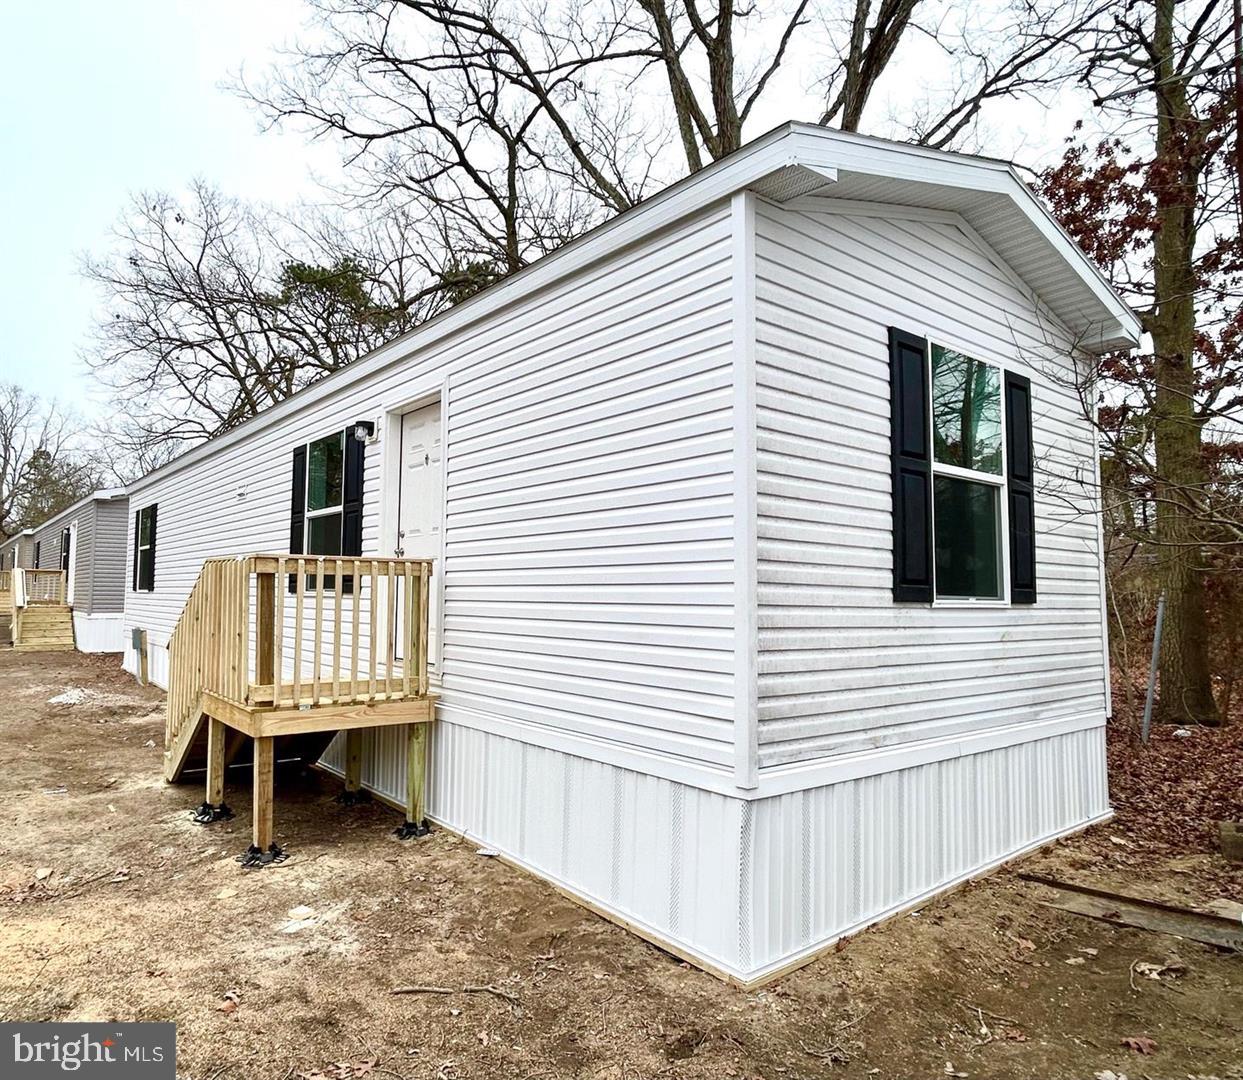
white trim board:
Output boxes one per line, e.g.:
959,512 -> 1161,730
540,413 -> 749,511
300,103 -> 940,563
730,190 -> 759,790
436,697 -> 1103,800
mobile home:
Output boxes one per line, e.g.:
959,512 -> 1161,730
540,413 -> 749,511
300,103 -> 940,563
2,490 -> 131,652
0,530 -> 34,571
27,489 -> 131,651
121,123 -> 1139,984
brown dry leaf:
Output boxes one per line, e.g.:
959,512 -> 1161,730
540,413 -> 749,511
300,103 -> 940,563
1121,1035 -> 1157,1055
1000,1027 -> 1028,1043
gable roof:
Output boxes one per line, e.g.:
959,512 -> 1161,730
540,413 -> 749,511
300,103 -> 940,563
21,488 -> 128,538
128,122 -> 1138,493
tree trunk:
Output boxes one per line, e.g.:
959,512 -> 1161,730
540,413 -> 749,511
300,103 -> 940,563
1149,0 -> 1220,725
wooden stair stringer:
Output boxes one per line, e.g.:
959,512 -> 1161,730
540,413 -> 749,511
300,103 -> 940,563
165,700 -> 207,783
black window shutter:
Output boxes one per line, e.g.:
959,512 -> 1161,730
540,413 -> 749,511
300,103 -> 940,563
132,510 -> 140,591
146,504 -> 157,589
889,327 -> 934,602
288,445 -> 307,593
142,506 -> 157,591
341,428 -> 365,557
1005,372 -> 1037,604
290,445 -> 307,554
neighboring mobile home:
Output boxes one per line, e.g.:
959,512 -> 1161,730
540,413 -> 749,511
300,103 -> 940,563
7,490 -> 131,652
0,529 -> 34,571
121,123 -> 1140,985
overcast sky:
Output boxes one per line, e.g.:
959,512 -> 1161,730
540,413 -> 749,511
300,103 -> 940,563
0,1 -> 333,416
0,2 -> 1085,422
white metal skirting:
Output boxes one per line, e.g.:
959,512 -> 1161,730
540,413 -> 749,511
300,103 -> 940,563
320,720 -> 1108,982
73,614 -> 125,653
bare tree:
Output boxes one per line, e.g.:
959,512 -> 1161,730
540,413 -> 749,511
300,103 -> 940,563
82,182 -> 446,454
1039,0 -> 1241,724
0,384 -> 99,537
243,0 -> 662,275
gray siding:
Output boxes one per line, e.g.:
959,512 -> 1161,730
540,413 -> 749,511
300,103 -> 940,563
86,498 -> 130,613
29,516 -> 66,572
0,535 -> 33,569
19,495 -> 130,615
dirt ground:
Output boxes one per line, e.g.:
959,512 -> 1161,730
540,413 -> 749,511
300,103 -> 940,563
1,649 -> 1240,1080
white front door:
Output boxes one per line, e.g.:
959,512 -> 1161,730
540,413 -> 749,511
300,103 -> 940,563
65,522 -> 78,606
396,401 -> 443,663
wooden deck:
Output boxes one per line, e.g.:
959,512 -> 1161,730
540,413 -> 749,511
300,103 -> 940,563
165,554 -> 436,864
1,569 -> 73,651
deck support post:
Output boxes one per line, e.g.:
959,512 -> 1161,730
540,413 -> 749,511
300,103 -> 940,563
253,736 -> 274,848
335,728 -> 370,806
207,718 -> 226,805
192,717 -> 235,824
237,735 -> 287,867
396,722 -> 430,839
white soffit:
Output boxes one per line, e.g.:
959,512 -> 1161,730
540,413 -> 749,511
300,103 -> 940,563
750,163 -> 839,203
779,125 -> 1141,353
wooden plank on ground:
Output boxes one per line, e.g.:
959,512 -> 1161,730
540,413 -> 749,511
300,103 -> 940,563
1022,873 -> 1243,951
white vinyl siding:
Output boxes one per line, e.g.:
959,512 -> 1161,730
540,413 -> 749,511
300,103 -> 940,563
754,200 -> 1107,768
123,204 -> 738,769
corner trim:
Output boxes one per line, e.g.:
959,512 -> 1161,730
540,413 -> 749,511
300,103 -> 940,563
731,190 -> 759,791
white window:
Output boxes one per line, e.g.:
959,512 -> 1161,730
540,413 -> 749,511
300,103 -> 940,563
304,431 -> 345,557
929,344 -> 1006,601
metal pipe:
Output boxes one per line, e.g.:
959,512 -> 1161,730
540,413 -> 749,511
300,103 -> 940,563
1142,592 -> 1166,745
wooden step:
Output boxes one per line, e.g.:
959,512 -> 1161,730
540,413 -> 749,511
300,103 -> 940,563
15,604 -> 75,650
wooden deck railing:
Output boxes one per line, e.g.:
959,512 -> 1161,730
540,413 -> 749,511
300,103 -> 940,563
166,555 -> 433,758
23,569 -> 66,604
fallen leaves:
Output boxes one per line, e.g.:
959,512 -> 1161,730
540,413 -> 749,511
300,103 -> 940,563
217,990 -> 241,1017
1133,958 -> 1186,981
1120,1034 -> 1158,1055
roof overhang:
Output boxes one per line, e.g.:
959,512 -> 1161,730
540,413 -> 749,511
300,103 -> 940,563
19,488 -> 129,537
750,125 -> 1141,353
128,122 -> 1138,492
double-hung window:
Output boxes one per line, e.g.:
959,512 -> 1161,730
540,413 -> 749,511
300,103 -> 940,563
889,327 -> 1036,605
930,345 -> 1005,601
290,427 -> 365,592
304,432 -> 346,559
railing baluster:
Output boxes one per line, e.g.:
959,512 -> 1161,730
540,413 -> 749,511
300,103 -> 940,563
238,561 -> 250,702
402,563 -> 413,698
350,558 -> 361,703
385,561 -> 396,697
332,558 -> 343,703
293,559 -> 305,707
368,559 -> 377,701
418,562 -> 430,696
273,558 -> 285,706
165,554 -> 436,780
313,561 -> 324,704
